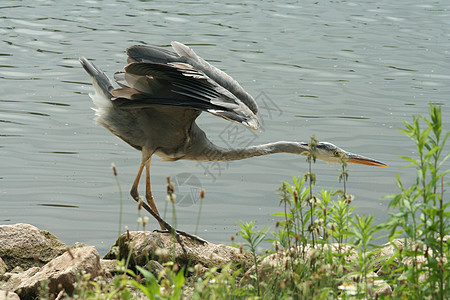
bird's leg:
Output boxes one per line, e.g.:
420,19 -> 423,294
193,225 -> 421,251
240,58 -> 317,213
129,156 -> 164,229
129,155 -> 206,253
130,162 -> 145,201
143,159 -> 205,243
144,158 -> 164,230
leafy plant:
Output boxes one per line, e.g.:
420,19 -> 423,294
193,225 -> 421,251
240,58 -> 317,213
235,220 -> 268,296
383,104 -> 449,299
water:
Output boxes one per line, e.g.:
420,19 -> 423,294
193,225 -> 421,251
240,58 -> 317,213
1,0 -> 449,256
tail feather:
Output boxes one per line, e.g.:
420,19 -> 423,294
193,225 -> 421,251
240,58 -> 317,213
79,57 -> 114,99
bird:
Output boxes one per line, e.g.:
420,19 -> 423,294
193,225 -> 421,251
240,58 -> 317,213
79,41 -> 387,232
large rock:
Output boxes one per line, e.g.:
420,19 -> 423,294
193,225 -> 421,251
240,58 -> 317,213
105,231 -> 253,271
12,246 -> 101,299
0,224 -> 67,271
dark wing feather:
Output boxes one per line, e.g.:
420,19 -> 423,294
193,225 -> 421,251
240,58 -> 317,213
126,45 -> 181,64
112,61 -> 259,129
171,42 -> 258,115
125,42 -> 258,116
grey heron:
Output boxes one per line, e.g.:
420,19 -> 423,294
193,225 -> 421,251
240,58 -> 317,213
79,41 -> 387,233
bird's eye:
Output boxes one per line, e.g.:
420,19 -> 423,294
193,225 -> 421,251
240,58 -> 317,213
334,151 -> 340,157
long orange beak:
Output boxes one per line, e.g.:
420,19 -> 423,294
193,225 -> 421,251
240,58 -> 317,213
345,153 -> 388,167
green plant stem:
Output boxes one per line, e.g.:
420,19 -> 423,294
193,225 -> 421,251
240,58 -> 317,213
171,201 -> 177,231
112,164 -> 123,237
342,164 -> 347,195
284,198 -> 292,252
237,221 -> 267,297
195,194 -> 204,235
438,176 -> 444,299
308,159 -> 315,248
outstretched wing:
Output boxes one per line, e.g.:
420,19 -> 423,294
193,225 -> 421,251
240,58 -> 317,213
114,42 -> 259,129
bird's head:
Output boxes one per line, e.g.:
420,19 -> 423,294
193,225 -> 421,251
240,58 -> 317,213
300,142 -> 388,167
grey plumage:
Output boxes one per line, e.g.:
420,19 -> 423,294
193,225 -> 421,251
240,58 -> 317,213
79,41 -> 386,229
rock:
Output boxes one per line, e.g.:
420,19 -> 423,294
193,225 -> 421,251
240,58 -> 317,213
144,260 -> 165,278
373,277 -> 392,296
373,239 -> 405,277
0,258 -> 6,275
375,236 -> 449,279
8,267 -> 22,275
0,267 -> 40,293
100,259 -> 118,277
0,224 -> 67,271
348,272 -> 392,297
246,243 -> 356,275
104,231 -> 253,271
0,290 -> 20,300
14,246 -> 100,299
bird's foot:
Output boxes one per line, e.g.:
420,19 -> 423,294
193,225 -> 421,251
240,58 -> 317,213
154,229 -> 207,245
132,196 -> 191,254
132,193 -> 207,252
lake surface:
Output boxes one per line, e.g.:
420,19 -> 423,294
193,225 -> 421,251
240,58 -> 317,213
1,0 -> 449,255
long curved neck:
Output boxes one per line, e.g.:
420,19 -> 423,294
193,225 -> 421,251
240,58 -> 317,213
183,123 -> 309,162
193,141 -> 309,162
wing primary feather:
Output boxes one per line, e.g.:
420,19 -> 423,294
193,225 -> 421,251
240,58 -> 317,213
172,81 -> 221,99
126,45 -> 181,63
171,41 -> 258,114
